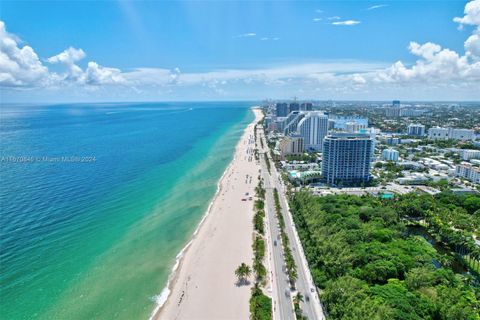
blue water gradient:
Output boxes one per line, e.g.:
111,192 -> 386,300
0,102 -> 253,319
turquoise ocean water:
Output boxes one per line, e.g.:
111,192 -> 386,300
0,102 -> 253,319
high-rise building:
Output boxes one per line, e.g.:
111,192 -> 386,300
322,133 -> 373,186
386,108 -> 401,118
297,111 -> 329,151
382,148 -> 399,162
385,100 -> 401,118
300,102 -> 313,111
345,121 -> 366,133
283,111 -> 305,135
428,127 -> 475,141
276,102 -> 289,117
289,102 -> 300,112
407,123 -> 425,136
328,119 -> 336,130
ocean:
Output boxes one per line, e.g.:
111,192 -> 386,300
0,102 -> 253,320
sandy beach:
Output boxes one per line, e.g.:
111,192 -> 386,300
152,108 -> 263,320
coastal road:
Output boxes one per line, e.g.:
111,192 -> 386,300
260,155 -> 295,320
259,127 -> 325,320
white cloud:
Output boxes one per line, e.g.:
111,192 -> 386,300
233,33 -> 256,38
259,36 -> 279,41
315,9 -> 323,13
2,0 -> 480,101
367,4 -> 388,10
47,47 -> 85,65
453,0 -> 480,26
0,21 -> 49,87
327,16 -> 341,20
352,74 -> 367,84
374,41 -> 480,82
332,20 -> 361,26
465,30 -> 480,58
454,0 -> 480,59
84,62 -> 126,85
47,47 -> 86,80
313,18 -> 322,22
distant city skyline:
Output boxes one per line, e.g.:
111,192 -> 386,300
1,0 -> 480,102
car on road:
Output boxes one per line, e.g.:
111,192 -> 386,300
305,295 -> 310,302
241,198 -> 247,201
273,240 -> 277,246
285,289 -> 290,297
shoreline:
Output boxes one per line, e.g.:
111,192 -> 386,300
150,107 -> 261,320
148,148 -> 234,319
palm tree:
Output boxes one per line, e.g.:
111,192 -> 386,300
293,292 -> 304,305
235,263 -> 251,285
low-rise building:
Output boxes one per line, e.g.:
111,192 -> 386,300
281,162 -> 319,171
396,173 -> 429,185
278,135 -> 304,160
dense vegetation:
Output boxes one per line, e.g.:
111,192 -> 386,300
250,284 -> 272,320
290,191 -> 480,319
264,153 -> 271,175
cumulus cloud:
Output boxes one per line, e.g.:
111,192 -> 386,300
332,20 -> 361,26
454,0 -> 480,59
84,62 -> 125,85
0,21 -> 49,87
1,1 -> 480,100
47,47 -> 86,80
47,47 -> 85,65
465,29 -> 480,58
375,41 -> 480,82
453,0 -> 480,26
327,16 -> 341,20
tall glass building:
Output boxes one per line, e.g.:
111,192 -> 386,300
322,133 -> 373,186
276,102 -> 289,117
297,111 -> 328,151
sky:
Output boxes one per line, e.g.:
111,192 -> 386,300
0,0 -> 479,102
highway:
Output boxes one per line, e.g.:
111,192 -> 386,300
258,126 -> 325,320
261,154 -> 295,320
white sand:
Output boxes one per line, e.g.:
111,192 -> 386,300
152,109 -> 263,320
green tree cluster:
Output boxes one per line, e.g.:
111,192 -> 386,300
249,178 -> 272,319
290,191 -> 480,320
250,284 -> 272,320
